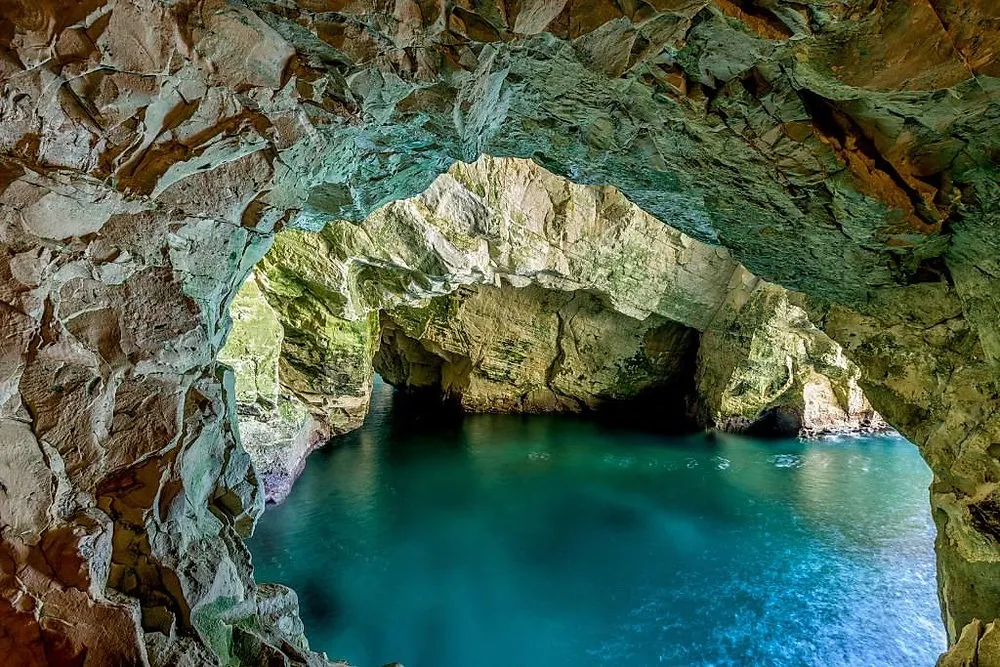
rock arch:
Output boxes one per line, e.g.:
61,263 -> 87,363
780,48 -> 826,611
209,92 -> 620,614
0,1 -> 998,663
223,155 -> 885,504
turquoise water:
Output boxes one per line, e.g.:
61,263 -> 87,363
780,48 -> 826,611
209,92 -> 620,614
249,381 -> 945,666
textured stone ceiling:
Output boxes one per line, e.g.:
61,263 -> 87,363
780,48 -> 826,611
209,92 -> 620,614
0,1 -> 998,665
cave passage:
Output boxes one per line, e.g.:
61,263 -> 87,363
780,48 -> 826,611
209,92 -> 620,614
248,378 -> 944,667
3,1 -> 999,662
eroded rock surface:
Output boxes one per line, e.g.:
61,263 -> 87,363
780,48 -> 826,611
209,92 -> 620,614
0,0 -> 998,664
938,618 -> 1000,667
317,155 -> 742,329
697,267 -> 884,437
377,282 -> 698,416
218,275 -> 325,503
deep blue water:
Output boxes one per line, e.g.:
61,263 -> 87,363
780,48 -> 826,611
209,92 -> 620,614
249,380 -> 945,666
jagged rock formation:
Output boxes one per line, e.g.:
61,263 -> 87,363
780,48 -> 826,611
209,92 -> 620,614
226,155 -> 750,492
255,246 -> 381,440
938,618 -> 1000,667
696,267 -> 884,436
217,275 -> 323,503
0,1 -> 998,664
377,282 -> 698,415
219,251 -> 380,501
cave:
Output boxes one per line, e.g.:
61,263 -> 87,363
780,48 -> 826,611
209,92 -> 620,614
1,1 -> 999,665
220,155 -> 889,502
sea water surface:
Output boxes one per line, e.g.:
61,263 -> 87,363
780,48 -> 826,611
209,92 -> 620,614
249,380 -> 945,666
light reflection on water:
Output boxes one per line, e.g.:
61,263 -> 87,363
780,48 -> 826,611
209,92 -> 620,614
249,380 -> 945,666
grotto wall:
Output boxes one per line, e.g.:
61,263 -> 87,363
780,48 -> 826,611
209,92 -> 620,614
1,0 -> 998,664
229,155 -> 882,461
696,265 -> 884,437
375,281 -> 699,415
217,276 -> 323,504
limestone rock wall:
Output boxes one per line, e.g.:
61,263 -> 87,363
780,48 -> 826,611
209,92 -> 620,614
218,274 -> 324,504
255,237 -> 382,442
241,230 -> 382,501
376,282 -> 698,416
229,154 -> 746,494
697,267 -> 883,437
0,165 -> 327,663
222,276 -> 284,410
938,618 -> 1000,667
0,0 -> 998,663
329,155 -> 741,328
258,154 -> 742,327
0,0 -> 340,661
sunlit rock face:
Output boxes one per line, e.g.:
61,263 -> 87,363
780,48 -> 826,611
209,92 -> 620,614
0,0 -> 998,663
377,282 -> 698,416
938,618 -> 1000,667
219,254 -> 380,501
697,267 -> 884,437
317,155 -> 740,329
218,275 -> 326,503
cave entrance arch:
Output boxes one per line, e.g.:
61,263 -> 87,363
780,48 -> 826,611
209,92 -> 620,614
222,154 -> 939,662
221,155 -> 888,501
2,1 -> 998,665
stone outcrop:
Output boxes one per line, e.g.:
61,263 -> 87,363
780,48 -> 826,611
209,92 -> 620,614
1,1 -> 998,664
315,155 -> 741,330
224,155 -> 748,492
0,150 -> 328,663
938,618 -> 1000,667
255,240 -> 381,441
220,242 -> 381,501
218,275 -> 323,503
